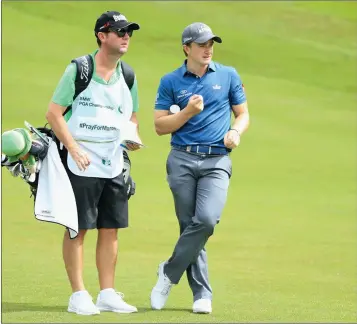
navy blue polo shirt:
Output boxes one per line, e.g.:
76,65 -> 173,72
155,60 -> 246,148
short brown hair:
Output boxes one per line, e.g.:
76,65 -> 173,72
183,43 -> 191,57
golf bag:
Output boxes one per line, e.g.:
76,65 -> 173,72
1,126 -> 54,197
2,125 -> 136,200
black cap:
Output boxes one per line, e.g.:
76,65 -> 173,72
94,11 -> 140,35
182,22 -> 222,45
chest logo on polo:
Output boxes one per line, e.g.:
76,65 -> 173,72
212,84 -> 221,90
177,89 -> 192,99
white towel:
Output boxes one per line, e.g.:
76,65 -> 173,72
34,139 -> 78,239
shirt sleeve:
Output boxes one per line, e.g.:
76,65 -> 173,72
154,76 -> 175,110
51,63 -> 76,107
130,76 -> 139,113
229,68 -> 247,106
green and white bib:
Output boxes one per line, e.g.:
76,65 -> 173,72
51,49 -> 139,179
66,73 -> 133,178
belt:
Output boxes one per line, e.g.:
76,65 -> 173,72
172,144 -> 229,155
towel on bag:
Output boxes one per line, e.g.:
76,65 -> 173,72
34,138 -> 78,239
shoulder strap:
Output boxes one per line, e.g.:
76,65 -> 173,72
62,55 -> 94,117
71,55 -> 94,100
120,61 -> 135,90
64,57 -> 133,116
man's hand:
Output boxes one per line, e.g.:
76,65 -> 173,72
224,129 -> 240,149
67,144 -> 90,171
185,94 -> 204,116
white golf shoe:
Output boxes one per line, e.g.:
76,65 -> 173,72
192,299 -> 212,314
96,289 -> 137,313
67,290 -> 100,315
150,261 -> 174,310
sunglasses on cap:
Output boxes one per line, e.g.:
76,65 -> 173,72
109,27 -> 133,38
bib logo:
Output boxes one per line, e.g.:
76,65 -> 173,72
102,156 -> 112,166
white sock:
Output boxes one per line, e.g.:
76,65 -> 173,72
100,288 -> 115,298
72,290 -> 87,297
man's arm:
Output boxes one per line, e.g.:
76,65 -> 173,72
154,76 -> 203,135
224,68 -> 250,149
46,103 -> 76,149
130,112 -> 139,125
46,63 -> 90,170
130,77 -> 139,128
154,95 -> 204,135
154,105 -> 194,136
231,101 -> 250,136
126,77 -> 142,151
46,101 -> 88,154
223,101 -> 250,149
46,102 -> 90,171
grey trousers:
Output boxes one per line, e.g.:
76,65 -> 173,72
164,148 -> 232,301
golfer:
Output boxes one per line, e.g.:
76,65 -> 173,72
150,22 -> 250,314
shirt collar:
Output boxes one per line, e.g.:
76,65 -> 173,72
181,60 -> 216,76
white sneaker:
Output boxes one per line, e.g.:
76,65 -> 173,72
96,289 -> 138,313
193,299 -> 212,314
67,290 -> 100,315
150,261 -> 174,310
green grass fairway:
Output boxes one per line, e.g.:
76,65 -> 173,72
2,1 -> 356,323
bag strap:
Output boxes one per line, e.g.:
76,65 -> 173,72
71,56 -> 134,94
62,55 -> 94,117
71,55 -> 94,100
120,60 -> 135,90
